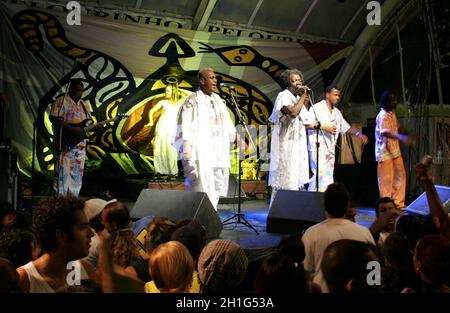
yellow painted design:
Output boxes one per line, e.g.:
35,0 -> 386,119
36,13 -> 49,22
22,14 -> 38,21
178,80 -> 192,88
17,23 -> 34,30
151,80 -> 166,91
223,48 -> 255,64
23,30 -> 35,39
268,65 -> 279,72
47,27 -> 58,36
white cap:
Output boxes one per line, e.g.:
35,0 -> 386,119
84,198 -> 117,221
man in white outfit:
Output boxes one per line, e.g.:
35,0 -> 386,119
308,86 -> 368,192
173,68 -> 236,210
268,69 -> 313,205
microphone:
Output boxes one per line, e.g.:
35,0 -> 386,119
295,85 -> 310,96
300,85 -> 311,91
220,83 -> 235,90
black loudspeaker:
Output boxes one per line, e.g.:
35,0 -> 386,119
130,189 -> 223,239
219,175 -> 246,204
267,190 -> 325,235
406,185 -> 450,216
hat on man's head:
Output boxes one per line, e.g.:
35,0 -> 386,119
198,239 -> 248,292
84,198 -> 117,221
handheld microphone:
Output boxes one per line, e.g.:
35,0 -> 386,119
301,85 -> 311,91
295,85 -> 310,96
220,83 -> 235,90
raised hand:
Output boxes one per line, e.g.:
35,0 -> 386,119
415,155 -> 433,183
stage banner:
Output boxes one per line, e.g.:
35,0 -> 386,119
0,2 -> 351,176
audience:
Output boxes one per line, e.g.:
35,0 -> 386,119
110,228 -> 140,269
16,195 -> 95,292
146,241 -> 194,293
276,235 -> 321,292
0,202 -> 28,232
414,156 -> 450,239
395,215 -> 424,252
0,257 -> 22,293
412,234 -> 450,293
101,201 -> 131,235
198,239 -> 248,293
254,252 -> 307,293
302,183 -> 375,292
369,197 -> 400,248
381,232 -> 421,293
2,153 -> 450,295
0,228 -> 39,268
321,239 -> 380,293
83,198 -> 116,268
125,216 -> 176,282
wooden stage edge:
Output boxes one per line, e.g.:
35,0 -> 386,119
148,179 -> 267,199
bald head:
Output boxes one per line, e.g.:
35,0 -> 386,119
198,68 -> 217,95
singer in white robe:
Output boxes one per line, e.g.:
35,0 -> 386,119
307,87 -> 368,192
268,69 -> 312,205
173,68 -> 236,210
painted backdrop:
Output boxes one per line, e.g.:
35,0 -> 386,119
0,2 -> 350,177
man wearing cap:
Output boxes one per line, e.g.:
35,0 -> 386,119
83,198 -> 116,268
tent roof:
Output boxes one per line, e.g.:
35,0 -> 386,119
80,0 -> 386,44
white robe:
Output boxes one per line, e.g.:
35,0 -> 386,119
268,89 -> 312,198
307,100 -> 351,192
173,90 -> 236,209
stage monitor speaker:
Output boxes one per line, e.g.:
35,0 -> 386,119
406,185 -> 450,216
267,190 -> 325,235
130,189 -> 223,239
219,175 -> 246,204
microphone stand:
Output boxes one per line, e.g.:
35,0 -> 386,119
306,91 -> 330,192
222,87 -> 259,235
18,80 -> 37,205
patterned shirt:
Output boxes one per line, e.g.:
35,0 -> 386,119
50,95 -> 92,147
50,95 -> 91,124
375,109 -> 401,162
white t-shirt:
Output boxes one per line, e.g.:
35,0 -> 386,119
302,218 -> 375,292
20,260 -> 89,293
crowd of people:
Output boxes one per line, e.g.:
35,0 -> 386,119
0,156 -> 449,293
